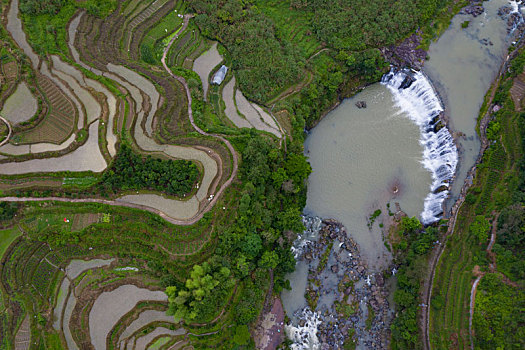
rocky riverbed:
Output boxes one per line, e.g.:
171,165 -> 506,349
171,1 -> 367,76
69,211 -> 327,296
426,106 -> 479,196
286,217 -> 395,350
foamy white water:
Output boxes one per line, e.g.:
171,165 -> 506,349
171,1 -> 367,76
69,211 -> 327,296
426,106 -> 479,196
285,308 -> 322,350
508,0 -> 525,34
382,69 -> 458,224
290,216 -> 322,259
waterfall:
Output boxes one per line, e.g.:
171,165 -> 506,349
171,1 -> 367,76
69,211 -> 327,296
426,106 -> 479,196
381,69 -> 458,224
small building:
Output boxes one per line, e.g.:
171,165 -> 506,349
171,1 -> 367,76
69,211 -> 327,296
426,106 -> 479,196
212,65 -> 228,85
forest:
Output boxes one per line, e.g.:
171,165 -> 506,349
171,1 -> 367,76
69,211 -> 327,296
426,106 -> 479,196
190,0 -> 305,103
166,128 -> 311,344
189,0 -> 451,111
99,145 -> 200,197
290,0 -> 446,50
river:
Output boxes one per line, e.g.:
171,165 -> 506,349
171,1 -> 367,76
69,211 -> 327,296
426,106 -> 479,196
283,1 -> 522,349
425,0 -> 521,208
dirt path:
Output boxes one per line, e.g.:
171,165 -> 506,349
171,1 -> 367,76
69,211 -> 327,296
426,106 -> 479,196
421,41 -> 525,350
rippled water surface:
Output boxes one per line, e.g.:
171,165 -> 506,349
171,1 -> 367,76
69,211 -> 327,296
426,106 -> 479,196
304,84 -> 431,272
425,0 -> 519,206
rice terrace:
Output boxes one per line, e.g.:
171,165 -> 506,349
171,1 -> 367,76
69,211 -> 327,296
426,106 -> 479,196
0,0 -> 524,349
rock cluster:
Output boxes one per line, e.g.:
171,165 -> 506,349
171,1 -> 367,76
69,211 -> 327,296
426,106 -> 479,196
355,101 -> 367,109
460,3 -> 484,17
498,3 -> 525,35
383,34 -> 427,70
292,217 -> 394,349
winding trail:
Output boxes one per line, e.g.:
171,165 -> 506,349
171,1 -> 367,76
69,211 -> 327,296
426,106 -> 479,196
421,41 -> 525,350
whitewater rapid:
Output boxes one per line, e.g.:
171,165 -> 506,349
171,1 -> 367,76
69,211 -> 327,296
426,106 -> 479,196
382,69 -> 458,224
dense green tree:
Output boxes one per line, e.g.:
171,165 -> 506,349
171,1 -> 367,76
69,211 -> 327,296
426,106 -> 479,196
20,0 -> 66,15
190,0 -> 304,102
473,274 -> 525,349
100,145 -> 199,196
167,262 -> 232,323
258,251 -> 279,269
0,202 -> 18,221
400,216 -> 421,234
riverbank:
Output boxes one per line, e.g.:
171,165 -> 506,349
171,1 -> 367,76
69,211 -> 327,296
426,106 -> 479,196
285,216 -> 395,349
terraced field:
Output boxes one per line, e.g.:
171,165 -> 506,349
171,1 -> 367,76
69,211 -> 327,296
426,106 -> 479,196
0,196 -> 236,349
0,0 -> 292,347
166,22 -> 207,69
254,0 -> 323,58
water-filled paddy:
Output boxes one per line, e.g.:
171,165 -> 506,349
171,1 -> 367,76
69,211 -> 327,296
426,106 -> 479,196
0,122 -> 106,174
193,42 -> 222,100
1,82 -> 38,124
222,77 -> 252,128
89,285 -> 167,350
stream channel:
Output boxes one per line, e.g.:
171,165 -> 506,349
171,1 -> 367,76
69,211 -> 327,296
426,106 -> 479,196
282,1 -> 523,349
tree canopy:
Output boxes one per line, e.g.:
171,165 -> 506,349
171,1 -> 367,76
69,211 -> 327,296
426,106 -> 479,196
100,145 -> 200,197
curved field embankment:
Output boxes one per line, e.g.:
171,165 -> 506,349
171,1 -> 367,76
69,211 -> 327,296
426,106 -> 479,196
1,0 -> 230,224
67,4 -> 235,223
118,309 -> 180,346
222,78 -> 252,128
0,122 -> 106,173
189,38 -> 283,137
134,327 -> 184,349
2,0 -> 98,159
0,116 -> 13,147
220,76 -> 282,138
